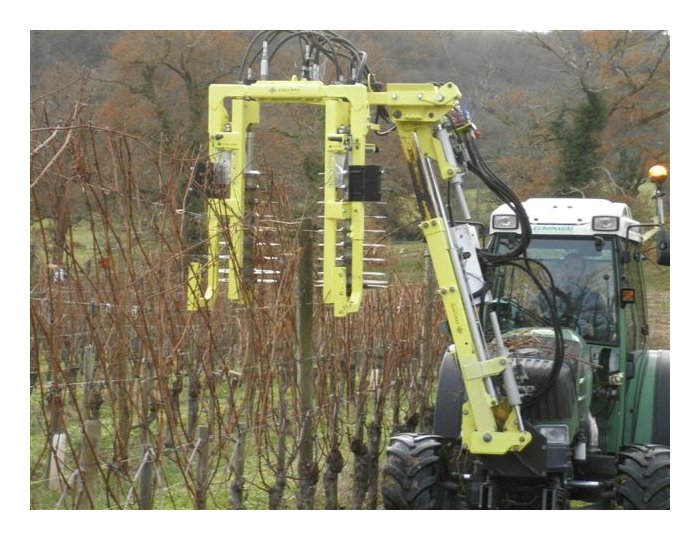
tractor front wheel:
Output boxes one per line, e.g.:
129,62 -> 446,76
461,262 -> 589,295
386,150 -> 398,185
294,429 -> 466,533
615,444 -> 670,509
381,433 -> 451,510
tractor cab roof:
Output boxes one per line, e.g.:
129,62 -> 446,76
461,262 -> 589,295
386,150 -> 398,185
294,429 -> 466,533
489,198 -> 643,241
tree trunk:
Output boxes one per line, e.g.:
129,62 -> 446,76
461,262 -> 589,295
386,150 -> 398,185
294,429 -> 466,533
46,380 -> 65,490
195,425 -> 209,509
418,249 -> 436,432
166,374 -> 182,448
268,372 -> 288,510
323,446 -> 344,510
229,434 -> 247,509
365,421 -> 382,510
351,432 -> 369,510
323,367 -> 343,509
229,386 -> 255,509
30,336 -> 39,394
187,339 -> 201,442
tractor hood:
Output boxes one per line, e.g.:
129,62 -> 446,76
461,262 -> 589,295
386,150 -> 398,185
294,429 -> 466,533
496,327 -> 593,438
498,327 -> 587,362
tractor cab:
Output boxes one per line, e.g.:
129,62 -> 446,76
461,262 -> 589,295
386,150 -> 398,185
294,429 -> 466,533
485,198 -> 641,347
482,170 -> 670,460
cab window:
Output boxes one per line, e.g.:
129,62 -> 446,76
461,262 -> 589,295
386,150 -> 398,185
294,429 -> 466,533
487,235 -> 617,345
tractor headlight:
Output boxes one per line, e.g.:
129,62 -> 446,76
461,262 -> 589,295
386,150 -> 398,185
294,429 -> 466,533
492,214 -> 518,230
535,424 -> 570,445
592,216 -> 619,231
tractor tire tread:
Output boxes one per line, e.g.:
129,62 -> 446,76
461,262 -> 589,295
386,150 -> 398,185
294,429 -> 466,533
382,433 -> 446,510
616,444 -> 670,510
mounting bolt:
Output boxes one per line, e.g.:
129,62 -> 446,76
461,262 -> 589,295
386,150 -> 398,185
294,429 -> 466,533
519,436 -> 526,443
439,288 -> 447,295
483,433 -> 493,443
391,93 -> 398,100
500,358 -> 507,366
449,286 -> 456,293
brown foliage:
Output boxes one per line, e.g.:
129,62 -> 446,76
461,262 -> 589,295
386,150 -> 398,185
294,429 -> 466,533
96,31 -> 250,143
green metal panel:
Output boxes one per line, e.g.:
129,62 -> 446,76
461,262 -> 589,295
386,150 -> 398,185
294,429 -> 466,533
624,349 -> 670,446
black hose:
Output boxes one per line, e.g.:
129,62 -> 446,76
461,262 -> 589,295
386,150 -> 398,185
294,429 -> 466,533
237,30 -> 373,85
462,132 -> 531,262
458,130 -> 564,401
237,30 -> 270,81
490,258 -> 565,405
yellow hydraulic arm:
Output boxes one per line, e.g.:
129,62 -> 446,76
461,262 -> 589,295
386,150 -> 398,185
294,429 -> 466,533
187,77 -> 530,455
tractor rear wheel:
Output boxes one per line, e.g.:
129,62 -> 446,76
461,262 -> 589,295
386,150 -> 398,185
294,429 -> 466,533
615,444 -> 670,509
381,433 -> 451,510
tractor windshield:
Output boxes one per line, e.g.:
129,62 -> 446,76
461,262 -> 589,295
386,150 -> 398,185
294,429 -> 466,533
486,235 -> 617,345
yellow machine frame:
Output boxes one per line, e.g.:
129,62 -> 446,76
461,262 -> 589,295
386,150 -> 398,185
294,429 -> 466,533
187,79 -> 531,455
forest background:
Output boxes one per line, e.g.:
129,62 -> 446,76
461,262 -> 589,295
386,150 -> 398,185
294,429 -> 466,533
24,20 -> 679,530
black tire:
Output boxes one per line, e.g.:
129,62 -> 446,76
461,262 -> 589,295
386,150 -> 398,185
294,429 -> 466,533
616,444 -> 670,509
381,433 -> 449,510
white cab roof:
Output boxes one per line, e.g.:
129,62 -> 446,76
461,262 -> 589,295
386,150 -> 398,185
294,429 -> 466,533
490,198 -> 642,241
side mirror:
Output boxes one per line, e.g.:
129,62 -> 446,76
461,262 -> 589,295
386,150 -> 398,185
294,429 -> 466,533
656,228 -> 670,266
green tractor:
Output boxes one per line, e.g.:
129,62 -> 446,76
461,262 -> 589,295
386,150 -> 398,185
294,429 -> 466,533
382,167 -> 670,510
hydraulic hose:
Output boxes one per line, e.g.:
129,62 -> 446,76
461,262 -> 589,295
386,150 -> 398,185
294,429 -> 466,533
237,30 -> 373,85
461,132 -> 531,262
491,258 -> 565,405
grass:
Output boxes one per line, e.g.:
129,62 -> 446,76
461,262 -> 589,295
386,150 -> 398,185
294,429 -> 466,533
385,240 -> 426,282
642,258 -> 670,349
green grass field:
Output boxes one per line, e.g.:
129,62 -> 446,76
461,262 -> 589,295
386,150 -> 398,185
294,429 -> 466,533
642,258 -> 670,349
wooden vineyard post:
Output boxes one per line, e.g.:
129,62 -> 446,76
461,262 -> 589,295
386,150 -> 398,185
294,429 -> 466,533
75,419 -> 101,509
296,217 -> 318,509
138,445 -> 155,510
